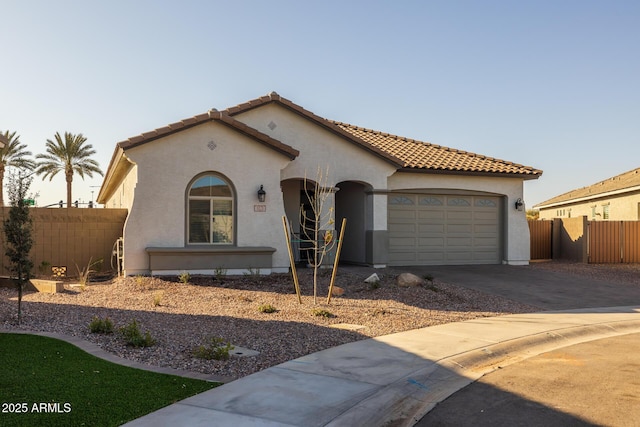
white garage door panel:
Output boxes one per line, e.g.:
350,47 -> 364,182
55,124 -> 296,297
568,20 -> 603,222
388,194 -> 502,266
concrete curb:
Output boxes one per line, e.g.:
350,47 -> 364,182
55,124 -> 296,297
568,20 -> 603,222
402,320 -> 640,426
5,308 -> 640,427
351,317 -> 640,427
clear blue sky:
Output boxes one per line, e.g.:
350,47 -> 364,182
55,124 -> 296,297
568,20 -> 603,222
2,0 -> 639,208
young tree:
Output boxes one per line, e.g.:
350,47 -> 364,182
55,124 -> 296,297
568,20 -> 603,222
3,171 -> 34,324
299,167 -> 338,304
36,132 -> 103,208
0,130 -> 36,207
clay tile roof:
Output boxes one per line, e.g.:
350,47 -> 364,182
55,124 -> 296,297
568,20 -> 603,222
223,92 -> 403,166
534,167 -> 640,208
115,91 -> 541,179
117,108 -> 298,160
332,122 -> 542,178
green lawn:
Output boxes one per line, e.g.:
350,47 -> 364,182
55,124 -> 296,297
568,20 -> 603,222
0,333 -> 220,426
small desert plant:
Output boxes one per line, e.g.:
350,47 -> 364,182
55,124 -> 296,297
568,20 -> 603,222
38,260 -> 51,277
213,266 -> 227,280
89,316 -> 114,334
244,267 -> 260,278
425,283 -> 440,292
178,271 -> 191,284
75,257 -> 103,290
258,304 -> 277,313
192,337 -> 235,361
311,308 -> 335,318
119,319 -> 156,347
152,290 -> 164,307
369,280 -> 380,290
424,274 -> 434,282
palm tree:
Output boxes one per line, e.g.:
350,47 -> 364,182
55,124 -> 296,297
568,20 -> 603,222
0,130 -> 36,207
36,132 -> 103,208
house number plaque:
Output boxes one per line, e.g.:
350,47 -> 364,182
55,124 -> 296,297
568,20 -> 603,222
254,205 -> 266,212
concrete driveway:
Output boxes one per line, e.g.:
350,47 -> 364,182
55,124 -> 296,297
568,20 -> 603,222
396,264 -> 640,310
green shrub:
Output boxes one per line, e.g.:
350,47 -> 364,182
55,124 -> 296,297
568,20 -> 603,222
192,337 -> 235,361
311,308 -> 335,318
258,304 -> 277,313
119,319 -> 156,347
89,316 -> 114,334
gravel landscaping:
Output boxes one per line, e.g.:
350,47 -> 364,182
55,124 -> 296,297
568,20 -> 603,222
0,263 -> 609,381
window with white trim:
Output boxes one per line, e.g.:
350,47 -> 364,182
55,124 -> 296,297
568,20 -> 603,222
188,174 -> 233,244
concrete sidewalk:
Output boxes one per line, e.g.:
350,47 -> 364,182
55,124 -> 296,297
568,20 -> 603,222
123,306 -> 640,427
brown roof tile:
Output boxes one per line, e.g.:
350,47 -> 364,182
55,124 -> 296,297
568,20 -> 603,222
115,91 -> 541,178
117,108 -> 299,160
332,122 -> 542,178
535,167 -> 640,208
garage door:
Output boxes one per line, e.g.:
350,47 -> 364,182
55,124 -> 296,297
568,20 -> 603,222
388,194 -> 502,265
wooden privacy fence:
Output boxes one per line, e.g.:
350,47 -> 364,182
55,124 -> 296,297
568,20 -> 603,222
528,220 -> 552,260
0,208 -> 127,277
588,221 -> 640,263
529,218 -> 640,263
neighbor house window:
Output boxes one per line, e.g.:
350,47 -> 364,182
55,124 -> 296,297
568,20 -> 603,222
602,204 -> 610,220
188,174 -> 233,244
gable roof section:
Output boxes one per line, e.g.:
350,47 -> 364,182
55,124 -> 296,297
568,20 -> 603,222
535,167 -> 640,209
333,122 -> 542,178
117,109 -> 299,160
107,91 -> 541,183
223,92 -> 541,178
223,92 -> 403,166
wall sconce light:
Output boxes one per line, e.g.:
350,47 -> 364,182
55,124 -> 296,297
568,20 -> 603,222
257,185 -> 266,203
515,198 -> 524,211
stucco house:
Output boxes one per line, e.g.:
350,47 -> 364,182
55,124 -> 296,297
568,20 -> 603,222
97,92 -> 542,276
534,167 -> 640,221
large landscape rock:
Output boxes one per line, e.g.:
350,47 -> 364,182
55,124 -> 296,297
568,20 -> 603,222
395,272 -> 425,287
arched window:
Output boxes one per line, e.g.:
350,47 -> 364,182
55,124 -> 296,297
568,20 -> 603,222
188,174 -> 233,244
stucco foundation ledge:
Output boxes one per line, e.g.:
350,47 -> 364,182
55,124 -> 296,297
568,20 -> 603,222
146,246 -> 276,273
504,259 -> 530,266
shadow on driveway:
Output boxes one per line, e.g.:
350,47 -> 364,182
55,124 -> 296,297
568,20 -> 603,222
393,264 -> 640,311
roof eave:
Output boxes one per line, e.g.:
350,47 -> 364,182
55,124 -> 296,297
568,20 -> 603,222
97,147 -> 135,204
397,167 -> 543,179
534,184 -> 640,209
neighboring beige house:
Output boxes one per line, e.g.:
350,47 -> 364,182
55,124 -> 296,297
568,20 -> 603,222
97,92 -> 542,276
535,167 -> 640,221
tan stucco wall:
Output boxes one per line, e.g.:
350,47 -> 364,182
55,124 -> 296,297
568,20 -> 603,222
112,101 -> 533,273
104,164 -> 137,210
120,122 -> 291,275
388,172 -> 531,265
538,192 -> 640,221
231,104 -> 397,188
